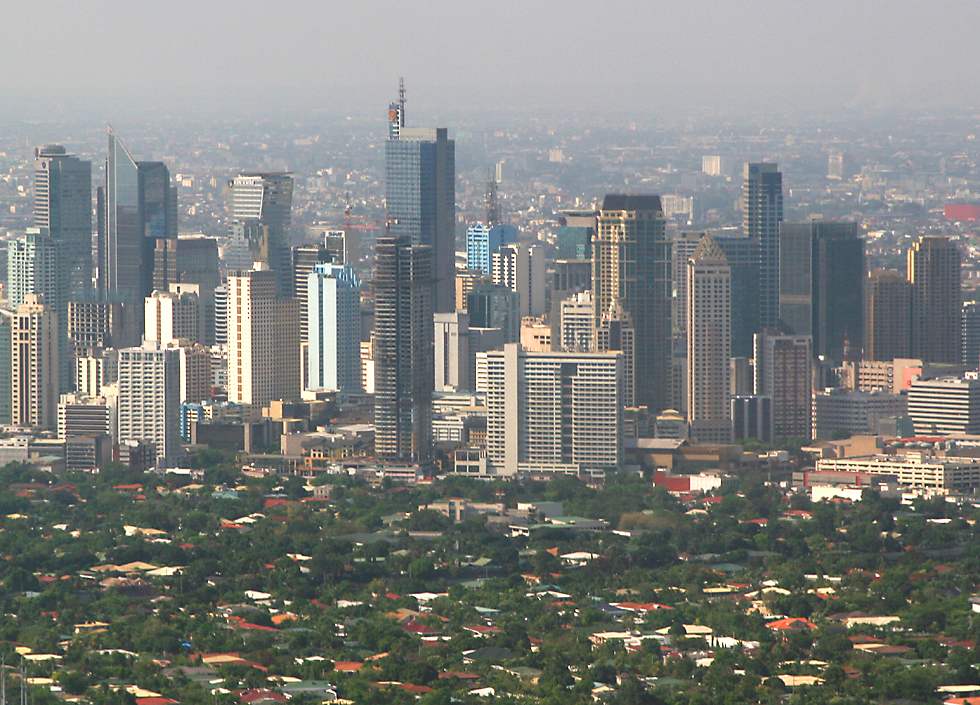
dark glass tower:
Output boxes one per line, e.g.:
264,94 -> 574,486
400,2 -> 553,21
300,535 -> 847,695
778,221 -> 864,363
384,90 -> 455,314
742,163 -> 783,330
33,145 -> 92,293
373,235 -> 434,463
594,195 -> 671,413
98,130 -> 176,344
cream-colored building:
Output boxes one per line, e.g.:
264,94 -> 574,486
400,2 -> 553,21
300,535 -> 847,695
815,452 -> 980,493
227,265 -> 300,406
686,235 -> 731,443
11,294 -> 58,430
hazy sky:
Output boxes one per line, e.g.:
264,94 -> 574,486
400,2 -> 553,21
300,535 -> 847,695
5,0 -> 979,119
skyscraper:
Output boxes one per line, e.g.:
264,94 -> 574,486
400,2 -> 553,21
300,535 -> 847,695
778,221 -> 864,363
466,223 -> 517,275
144,288 -> 202,346
152,237 -> 220,344
686,235 -> 732,443
491,242 -> 546,317
117,343 -> 181,465
292,244 -> 335,342
307,263 -> 362,393
742,163 -> 783,329
228,172 -> 294,295
373,235 -> 434,462
594,195 -> 671,412
908,236 -> 961,364
962,301 -> 980,368
384,86 -> 455,313
227,265 -> 301,406
484,343 -> 622,478
434,311 -> 471,392
11,295 -> 58,430
559,290 -> 594,352
865,269 -> 911,361
33,145 -> 92,293
753,331 -> 812,440
98,130 -> 177,344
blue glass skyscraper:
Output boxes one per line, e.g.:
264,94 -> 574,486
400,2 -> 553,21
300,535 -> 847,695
466,223 -> 517,275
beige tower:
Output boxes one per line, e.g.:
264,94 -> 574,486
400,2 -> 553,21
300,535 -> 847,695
11,294 -> 59,430
227,264 -> 301,406
686,235 -> 732,443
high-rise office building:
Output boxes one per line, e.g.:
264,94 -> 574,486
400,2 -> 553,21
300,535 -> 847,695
67,299 -> 127,356
98,130 -> 177,345
306,263 -> 361,393
33,145 -> 92,293
491,242 -> 545,317
144,288 -> 202,346
484,343 -> 622,477
908,236 -> 961,364
152,237 -> 220,344
373,236 -> 434,462
466,223 -> 517,275
753,331 -> 812,440
594,195 -> 670,412
467,283 -> 519,342
778,220 -> 864,363
961,301 -> 980,368
686,235 -> 732,443
560,290 -> 594,352
292,244 -> 334,342
742,163 -> 783,329
117,343 -> 181,464
549,258 -> 593,346
227,265 -> 301,406
213,284 -> 228,346
555,210 -> 595,260
434,311 -> 470,392
228,173 -> 294,296
385,87 -> 455,314
595,305 -> 636,408
732,395 -> 773,443
865,269 -> 911,361
11,295 -> 59,430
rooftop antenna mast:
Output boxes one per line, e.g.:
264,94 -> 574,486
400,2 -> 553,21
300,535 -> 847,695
398,77 -> 406,126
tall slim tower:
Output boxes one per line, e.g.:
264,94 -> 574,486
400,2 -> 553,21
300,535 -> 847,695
865,269 -> 911,361
754,331 -> 812,440
33,145 -> 92,293
594,195 -> 670,412
908,236 -> 961,364
742,163 -> 783,329
384,82 -> 455,313
373,235 -> 434,463
491,242 -> 546,317
99,130 -> 176,345
307,263 -> 362,393
10,294 -> 59,430
686,235 -> 732,443
227,265 -> 300,405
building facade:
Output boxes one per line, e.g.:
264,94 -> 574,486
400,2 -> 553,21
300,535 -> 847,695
306,263 -> 362,393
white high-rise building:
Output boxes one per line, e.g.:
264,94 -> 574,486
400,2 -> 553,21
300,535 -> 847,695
117,343 -> 181,465
144,286 -> 202,346
58,392 -> 117,443
228,264 -> 300,405
907,377 -> 980,436
492,243 -> 546,317
560,290 -> 594,352
10,294 -> 59,430
484,343 -> 622,477
306,263 -> 361,392
686,235 -> 732,443
434,311 -> 471,392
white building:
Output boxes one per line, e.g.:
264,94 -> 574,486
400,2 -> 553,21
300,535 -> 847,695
434,311 -> 471,392
484,343 -> 622,477
117,343 -> 181,465
228,264 -> 300,405
907,377 -> 980,436
57,392 -> 117,443
491,242 -> 546,317
306,263 -> 361,393
144,286 -> 202,346
560,290 -> 594,352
